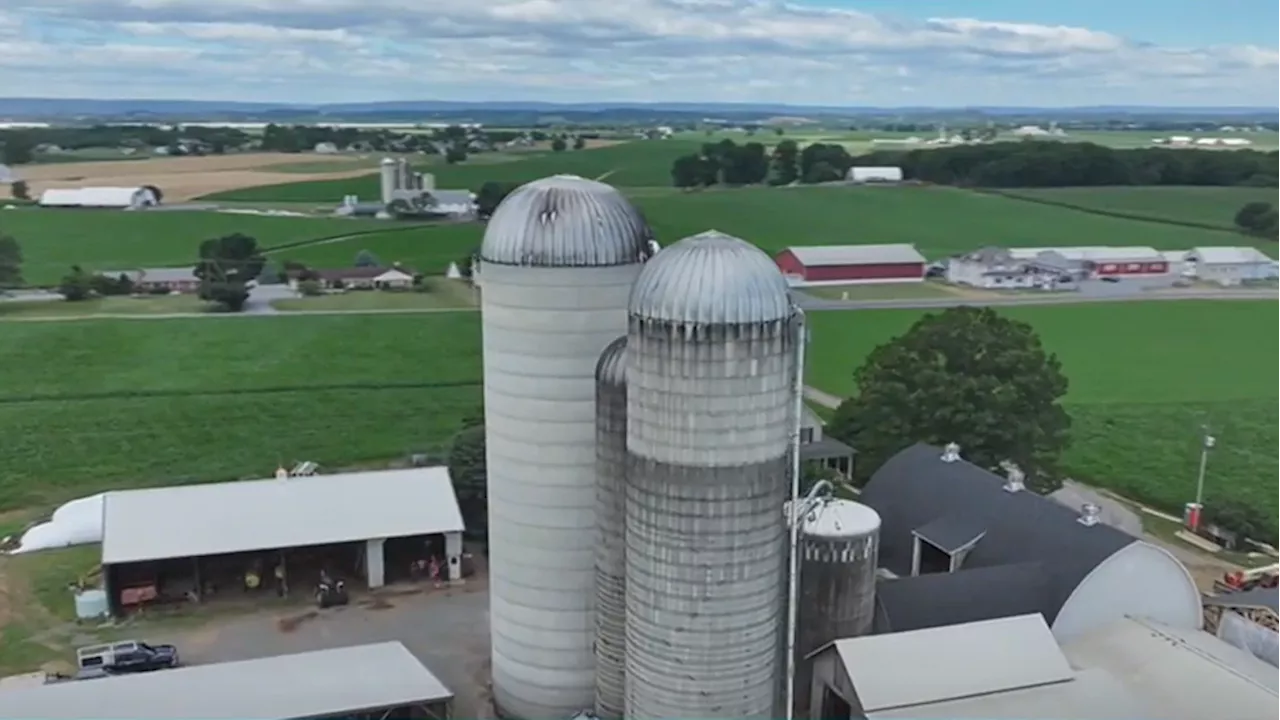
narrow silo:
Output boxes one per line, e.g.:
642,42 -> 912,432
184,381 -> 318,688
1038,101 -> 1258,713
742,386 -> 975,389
594,335 -> 629,720
625,230 -> 798,720
378,157 -> 397,204
479,175 -> 655,720
793,498 -> 880,718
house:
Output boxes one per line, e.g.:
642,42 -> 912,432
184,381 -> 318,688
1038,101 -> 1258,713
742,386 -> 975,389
100,267 -> 200,294
846,166 -> 903,183
946,247 -> 1080,290
429,189 -> 478,218
858,443 -> 1202,642
313,142 -> 339,154
805,613 -> 1277,720
291,266 -> 417,290
1184,247 -> 1278,286
775,245 -> 926,286
38,187 -> 160,209
798,405 -> 856,479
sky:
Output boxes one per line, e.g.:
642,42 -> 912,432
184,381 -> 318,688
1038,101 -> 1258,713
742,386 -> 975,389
0,0 -> 1276,107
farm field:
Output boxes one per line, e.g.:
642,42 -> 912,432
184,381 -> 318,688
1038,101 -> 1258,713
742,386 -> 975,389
199,140 -> 705,201
0,295 -> 206,318
995,186 -> 1279,230
0,313 -> 482,511
805,300 -> 1279,528
0,209 -> 404,285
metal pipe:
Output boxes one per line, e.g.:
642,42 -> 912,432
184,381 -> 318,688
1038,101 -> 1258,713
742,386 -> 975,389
784,307 -> 808,720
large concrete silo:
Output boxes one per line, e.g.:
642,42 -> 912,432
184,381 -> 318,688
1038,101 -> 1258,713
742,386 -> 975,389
477,175 -> 655,720
593,335 -> 629,720
624,230 -> 798,719
378,157 -> 397,205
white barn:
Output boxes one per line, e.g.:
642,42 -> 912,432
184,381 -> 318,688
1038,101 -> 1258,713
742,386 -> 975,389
1184,247 -> 1278,286
847,166 -> 904,183
38,187 -> 159,209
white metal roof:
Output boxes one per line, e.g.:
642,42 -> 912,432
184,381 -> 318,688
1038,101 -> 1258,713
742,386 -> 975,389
101,467 -> 464,564
38,187 -> 151,208
1061,617 -> 1278,720
785,244 -> 926,267
1007,246 -> 1163,263
834,614 -> 1073,713
868,668 -> 1153,719
1187,246 -> 1274,265
0,642 -> 452,720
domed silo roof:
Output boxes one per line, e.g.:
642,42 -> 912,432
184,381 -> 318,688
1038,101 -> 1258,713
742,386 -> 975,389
480,175 -> 654,268
628,230 -> 792,326
595,334 -> 628,386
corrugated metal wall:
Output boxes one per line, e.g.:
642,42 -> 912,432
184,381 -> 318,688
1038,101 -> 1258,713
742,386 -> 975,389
594,336 -> 629,719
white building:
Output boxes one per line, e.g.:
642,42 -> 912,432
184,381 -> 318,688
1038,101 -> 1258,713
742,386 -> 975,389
847,166 -> 904,183
946,247 -> 1080,290
1184,247 -> 1278,286
38,187 -> 159,209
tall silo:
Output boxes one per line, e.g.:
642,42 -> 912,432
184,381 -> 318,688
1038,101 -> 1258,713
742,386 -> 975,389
792,498 -> 880,718
594,335 -> 629,720
478,175 -> 655,720
378,157 -> 397,205
625,230 -> 798,720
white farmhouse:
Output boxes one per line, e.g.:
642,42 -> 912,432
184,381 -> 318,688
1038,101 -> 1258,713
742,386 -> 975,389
1184,247 -> 1278,286
847,166 -> 904,183
39,187 -> 160,209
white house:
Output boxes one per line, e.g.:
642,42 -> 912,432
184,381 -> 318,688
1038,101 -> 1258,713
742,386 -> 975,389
946,247 -> 1080,290
38,187 -> 159,209
847,166 -> 904,183
1184,247 -> 1278,286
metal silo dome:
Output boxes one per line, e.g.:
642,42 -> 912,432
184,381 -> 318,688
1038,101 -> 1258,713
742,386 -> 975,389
480,175 -> 655,268
628,230 -> 792,326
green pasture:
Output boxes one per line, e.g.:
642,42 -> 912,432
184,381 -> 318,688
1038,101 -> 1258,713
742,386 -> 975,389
995,186 -> 1279,231
0,208 -> 399,286
198,140 -> 704,201
0,313 -> 482,510
805,300 -> 1279,523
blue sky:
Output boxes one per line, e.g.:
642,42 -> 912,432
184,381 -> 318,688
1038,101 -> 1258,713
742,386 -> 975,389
0,0 -> 1275,106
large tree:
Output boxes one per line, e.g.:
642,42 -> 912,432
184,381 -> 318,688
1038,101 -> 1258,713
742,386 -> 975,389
827,306 -> 1071,492
447,410 -> 488,540
476,180 -> 518,219
194,233 -> 265,312
0,233 -> 23,288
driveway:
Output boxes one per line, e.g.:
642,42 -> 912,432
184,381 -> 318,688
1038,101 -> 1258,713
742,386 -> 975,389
243,284 -> 298,314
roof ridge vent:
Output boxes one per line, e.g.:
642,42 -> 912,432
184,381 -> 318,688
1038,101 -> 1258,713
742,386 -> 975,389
1000,462 -> 1025,493
1078,503 -> 1102,526
940,442 -> 961,463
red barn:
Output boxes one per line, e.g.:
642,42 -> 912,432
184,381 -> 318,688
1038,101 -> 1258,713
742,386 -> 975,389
775,244 -> 927,285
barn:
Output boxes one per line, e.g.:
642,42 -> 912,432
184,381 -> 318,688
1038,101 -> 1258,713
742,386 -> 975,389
38,186 -> 160,209
847,166 -> 904,183
775,244 -> 927,285
1008,246 -> 1168,278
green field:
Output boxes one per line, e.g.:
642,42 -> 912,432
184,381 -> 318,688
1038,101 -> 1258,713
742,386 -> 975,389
996,186 -> 1279,230
198,141 -> 703,201
0,209 -> 403,286
0,314 -> 482,511
806,301 -> 1279,523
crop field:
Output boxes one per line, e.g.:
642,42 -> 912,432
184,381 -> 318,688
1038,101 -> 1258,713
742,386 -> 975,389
805,300 -> 1279,527
271,223 -> 478,276
0,314 -> 482,511
995,186 -> 1279,231
198,140 -> 706,201
0,208 -> 401,285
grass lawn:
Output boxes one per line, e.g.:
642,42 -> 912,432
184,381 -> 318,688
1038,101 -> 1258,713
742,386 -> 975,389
801,281 -> 959,300
0,208 -> 401,286
271,223 -> 480,276
996,186 -> 1280,231
0,313 -> 482,510
0,295 -> 208,319
272,280 -> 478,311
198,140 -> 704,201
805,301 -> 1279,526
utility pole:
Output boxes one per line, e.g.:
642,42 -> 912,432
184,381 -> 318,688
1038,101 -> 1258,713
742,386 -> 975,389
1190,426 -> 1215,531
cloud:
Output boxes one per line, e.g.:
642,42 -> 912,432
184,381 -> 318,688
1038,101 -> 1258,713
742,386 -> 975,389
0,1 -> 1275,105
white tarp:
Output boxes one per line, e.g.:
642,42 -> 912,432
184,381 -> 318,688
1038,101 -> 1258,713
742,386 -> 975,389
1217,612 -> 1279,668
9,493 -> 105,554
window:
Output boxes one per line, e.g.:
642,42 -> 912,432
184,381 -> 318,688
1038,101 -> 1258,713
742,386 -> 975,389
1126,263 -> 1141,271
800,428 -> 814,444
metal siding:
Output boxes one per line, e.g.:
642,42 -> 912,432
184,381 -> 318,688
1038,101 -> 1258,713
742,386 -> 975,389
625,319 -> 796,719
481,261 -> 643,719
774,250 -> 807,279
806,263 -> 924,282
594,336 -> 629,720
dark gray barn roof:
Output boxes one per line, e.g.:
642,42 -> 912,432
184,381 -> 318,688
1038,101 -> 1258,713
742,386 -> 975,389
874,563 -> 1051,634
860,443 -> 1138,628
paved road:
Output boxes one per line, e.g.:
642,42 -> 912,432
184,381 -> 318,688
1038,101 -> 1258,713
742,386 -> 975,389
795,287 -> 1277,311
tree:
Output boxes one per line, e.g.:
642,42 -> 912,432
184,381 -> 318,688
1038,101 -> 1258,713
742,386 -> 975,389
58,265 -> 93,301
827,306 -> 1071,492
354,249 -> 381,268
1,134 -> 34,165
1203,498 -> 1278,546
257,260 -> 284,285
445,146 -> 467,164
1234,201 -> 1277,237
551,137 -> 567,152
572,136 -> 586,150
770,139 -> 800,185
297,279 -> 323,296
89,272 -> 133,296
447,422 -> 488,540
10,180 -> 29,200
194,233 -> 266,312
0,233 -> 22,288
476,180 -> 518,219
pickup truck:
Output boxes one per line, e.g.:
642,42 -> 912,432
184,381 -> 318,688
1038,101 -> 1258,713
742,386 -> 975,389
76,640 -> 180,674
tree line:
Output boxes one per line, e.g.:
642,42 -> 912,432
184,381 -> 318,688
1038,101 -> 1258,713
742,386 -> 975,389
671,139 -> 1279,189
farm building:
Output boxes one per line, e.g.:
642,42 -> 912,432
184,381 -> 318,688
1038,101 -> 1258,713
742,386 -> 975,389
98,467 -> 465,616
38,186 -> 160,209
775,244 -> 926,286
859,443 -> 1202,642
0,642 -> 455,720
806,613 -> 1277,720
1184,246 -> 1278,286
846,166 -> 903,183
946,247 -> 1080,290
967,246 -> 1169,279
100,267 -> 200,294
289,265 -> 417,290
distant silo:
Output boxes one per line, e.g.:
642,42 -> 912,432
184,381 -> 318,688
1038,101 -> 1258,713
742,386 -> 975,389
478,175 -> 655,720
378,157 -> 397,205
793,498 -> 880,718
625,230 -> 798,720
594,335 -> 629,720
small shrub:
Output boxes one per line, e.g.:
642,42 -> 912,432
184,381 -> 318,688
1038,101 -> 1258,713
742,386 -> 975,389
298,279 -> 322,297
